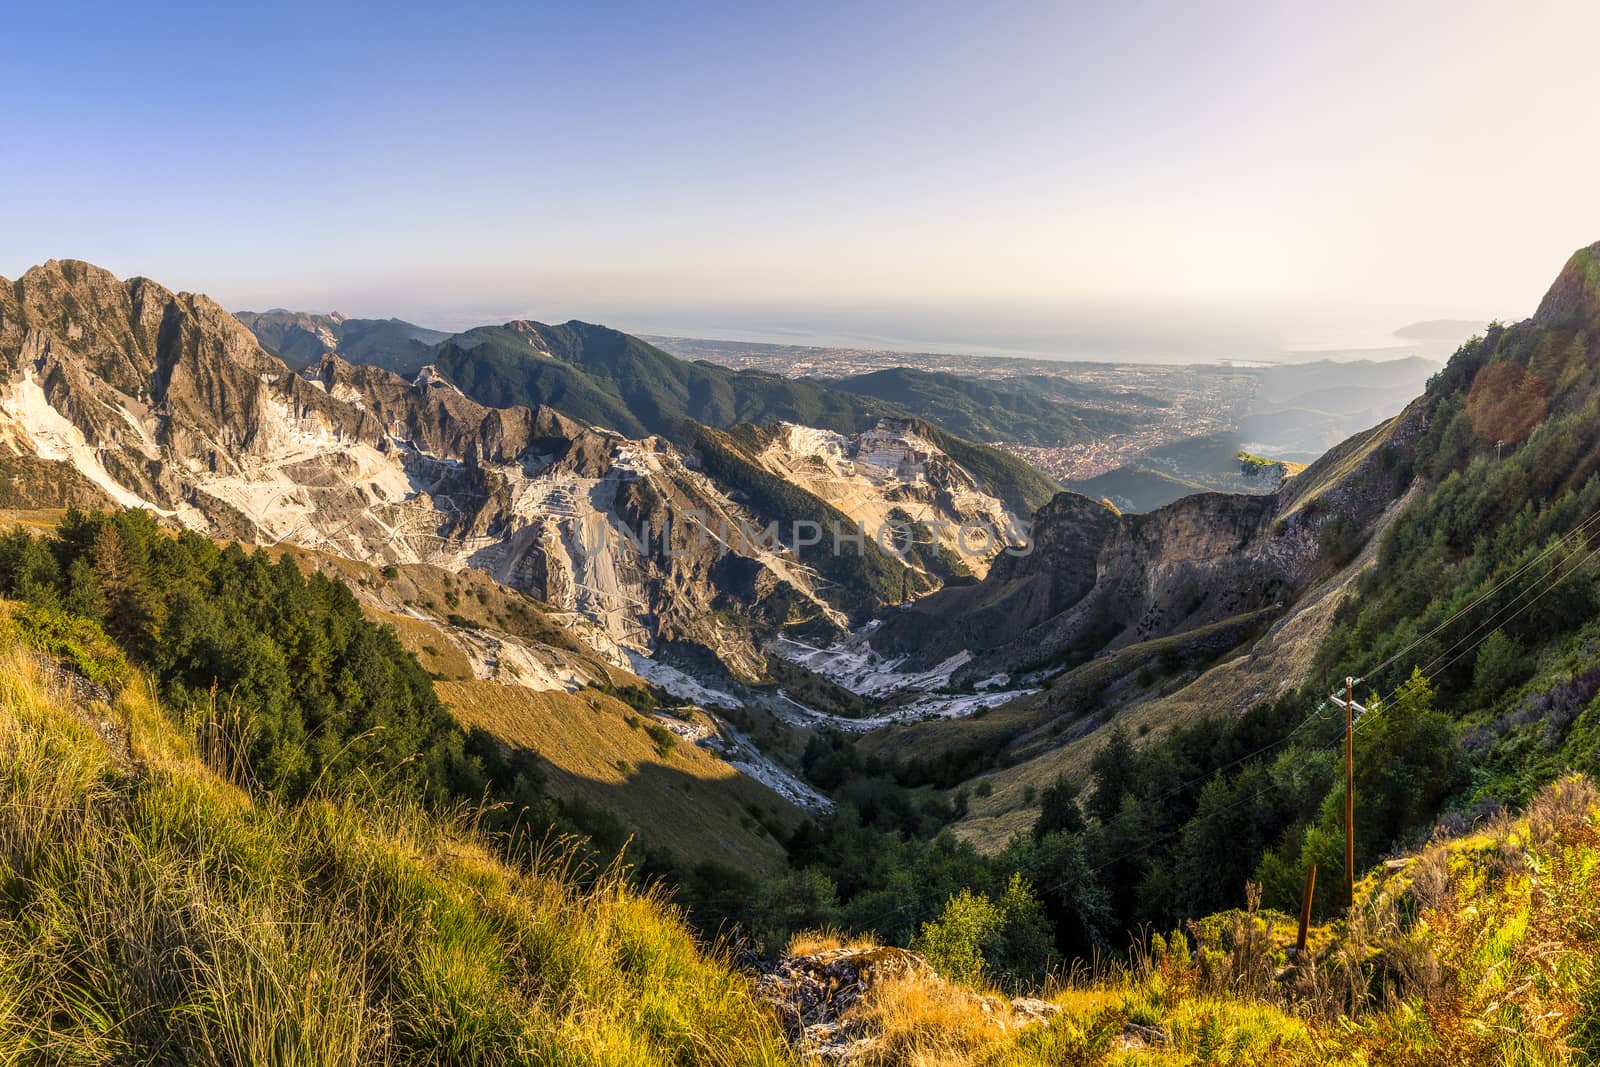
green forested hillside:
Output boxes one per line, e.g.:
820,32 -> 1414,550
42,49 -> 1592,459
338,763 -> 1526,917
236,310 -> 450,372
0,509 -> 654,864
0,626 -> 791,1065
830,366 -> 1150,446
429,322 -> 1060,512
0,510 -> 481,806
11,294 -> 1600,1063
243,315 -> 1062,515
432,322 -> 894,440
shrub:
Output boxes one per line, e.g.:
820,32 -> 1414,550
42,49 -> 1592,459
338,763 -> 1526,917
915,889 -> 1001,984
914,875 -> 1055,988
644,720 -> 678,758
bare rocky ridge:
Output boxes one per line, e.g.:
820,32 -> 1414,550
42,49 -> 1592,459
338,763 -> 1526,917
0,261 -> 852,678
0,260 -> 1037,686
1533,241 -> 1600,334
865,405 -> 1423,684
750,420 -> 1025,579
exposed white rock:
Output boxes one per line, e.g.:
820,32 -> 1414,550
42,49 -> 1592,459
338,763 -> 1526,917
1,370 -> 172,514
771,633 -> 972,697
758,419 -> 1023,578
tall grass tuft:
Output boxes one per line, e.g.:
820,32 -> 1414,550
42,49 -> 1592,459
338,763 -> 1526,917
0,626 -> 793,1066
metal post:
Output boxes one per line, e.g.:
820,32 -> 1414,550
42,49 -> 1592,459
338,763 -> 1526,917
1296,863 -> 1317,955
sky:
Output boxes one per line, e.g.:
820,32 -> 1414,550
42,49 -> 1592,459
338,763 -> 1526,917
4,1 -> 1599,360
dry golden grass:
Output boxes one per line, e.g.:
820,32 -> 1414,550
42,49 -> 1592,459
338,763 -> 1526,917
0,626 -> 797,1066
441,679 -> 802,873
793,775 -> 1600,1066
0,506 -> 72,531
785,929 -> 883,956
1277,411 -> 1406,518
856,976 -> 1018,1067
374,607 -> 480,679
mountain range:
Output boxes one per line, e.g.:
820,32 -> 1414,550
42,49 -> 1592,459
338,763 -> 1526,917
3,243 -> 1600,1062
1,263 -> 1068,687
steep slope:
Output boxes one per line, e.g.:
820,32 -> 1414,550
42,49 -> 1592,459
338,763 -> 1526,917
704,419 -> 1028,581
852,239 -> 1600,925
0,261 -> 850,677
758,777 -> 1600,1066
7,538 -> 1598,1067
432,319 -> 896,441
0,629 -> 793,1064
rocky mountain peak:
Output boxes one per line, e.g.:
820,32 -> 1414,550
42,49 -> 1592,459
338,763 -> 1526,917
1533,239 -> 1600,334
0,260 -> 877,677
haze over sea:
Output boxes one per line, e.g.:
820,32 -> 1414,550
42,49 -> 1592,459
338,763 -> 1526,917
401,300 -> 1455,366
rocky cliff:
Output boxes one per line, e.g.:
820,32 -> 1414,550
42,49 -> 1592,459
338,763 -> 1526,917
867,398 -> 1423,682
0,260 -> 849,678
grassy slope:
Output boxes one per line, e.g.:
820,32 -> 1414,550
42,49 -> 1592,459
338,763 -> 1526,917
786,776 -> 1600,1066
441,680 -> 801,874
0,454 -> 113,511
0,501 -> 802,885
7,605 -> 1592,1065
265,543 -> 802,873
0,632 -> 794,1066
0,465 -> 1593,1065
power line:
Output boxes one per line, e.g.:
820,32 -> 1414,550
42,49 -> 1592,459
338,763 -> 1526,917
1350,522 -> 1600,736
1069,531 -> 1600,884
1360,504 -> 1600,686
1413,535 -> 1598,687
1088,505 -> 1600,816
1080,732 -> 1349,877
1114,700 -> 1341,815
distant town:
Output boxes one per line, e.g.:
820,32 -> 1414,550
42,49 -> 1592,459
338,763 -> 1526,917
647,335 -> 1255,480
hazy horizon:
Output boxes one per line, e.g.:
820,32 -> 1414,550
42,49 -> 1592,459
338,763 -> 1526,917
222,296 -> 1474,366
6,1 -> 1599,363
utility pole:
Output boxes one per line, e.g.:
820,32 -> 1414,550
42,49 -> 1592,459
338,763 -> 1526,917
1330,678 -> 1367,910
1345,676 -> 1355,908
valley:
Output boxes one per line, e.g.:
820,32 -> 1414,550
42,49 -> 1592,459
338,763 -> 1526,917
10,5 -> 1600,1062
0,246 -> 1597,1065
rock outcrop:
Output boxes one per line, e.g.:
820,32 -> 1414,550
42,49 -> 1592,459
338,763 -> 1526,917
753,947 -> 1061,1062
1533,240 -> 1600,335
751,419 -> 1026,579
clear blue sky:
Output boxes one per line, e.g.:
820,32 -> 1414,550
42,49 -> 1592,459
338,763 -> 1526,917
5,1 -> 1598,357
